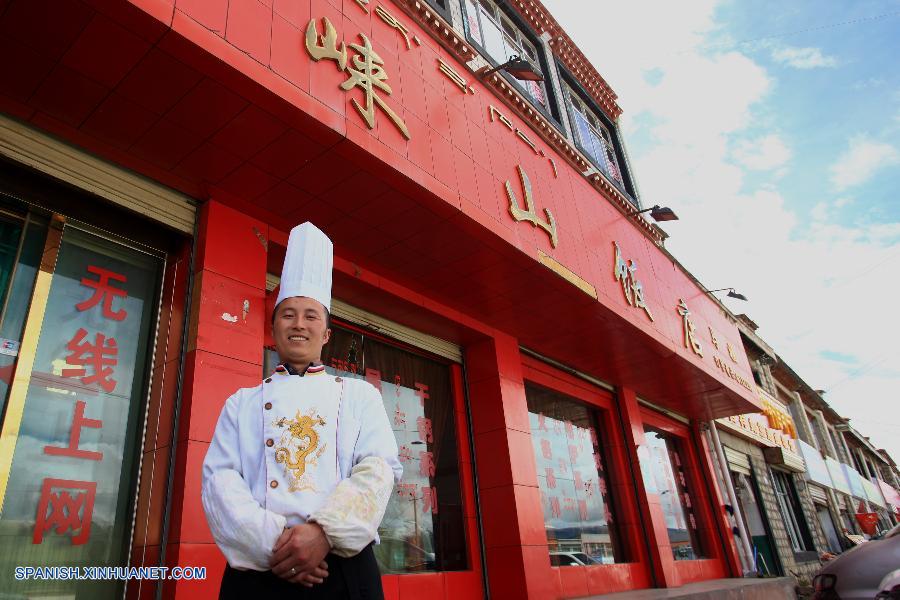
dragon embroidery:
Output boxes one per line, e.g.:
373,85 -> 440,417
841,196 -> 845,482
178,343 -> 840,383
273,410 -> 327,492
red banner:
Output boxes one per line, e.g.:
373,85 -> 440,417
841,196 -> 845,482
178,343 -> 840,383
854,512 -> 879,536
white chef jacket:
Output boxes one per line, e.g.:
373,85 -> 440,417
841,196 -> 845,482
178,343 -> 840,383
201,368 -> 403,571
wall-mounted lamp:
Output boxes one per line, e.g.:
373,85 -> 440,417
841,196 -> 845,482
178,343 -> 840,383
707,288 -> 748,301
629,204 -> 679,222
479,55 -> 544,81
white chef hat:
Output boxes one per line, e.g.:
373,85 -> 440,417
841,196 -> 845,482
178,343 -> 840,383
274,222 -> 333,312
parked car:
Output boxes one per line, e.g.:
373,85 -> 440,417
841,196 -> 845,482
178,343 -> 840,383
876,569 -> 900,600
812,524 -> 900,600
549,551 -> 597,566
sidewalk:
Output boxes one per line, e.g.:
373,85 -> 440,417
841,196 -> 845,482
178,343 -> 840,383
579,577 -> 797,599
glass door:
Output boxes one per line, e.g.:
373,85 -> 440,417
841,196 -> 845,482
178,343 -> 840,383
0,209 -> 48,419
0,215 -> 163,599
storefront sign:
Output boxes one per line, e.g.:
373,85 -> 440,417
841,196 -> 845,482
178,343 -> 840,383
713,355 -> 753,391
305,17 -> 411,139
861,477 -> 886,508
505,165 -> 558,247
720,412 -> 799,454
826,457 -> 851,495
612,242 -> 653,321
877,479 -> 900,515
842,464 -> 867,500
677,299 -> 703,357
798,439 -> 834,488
438,58 -> 474,94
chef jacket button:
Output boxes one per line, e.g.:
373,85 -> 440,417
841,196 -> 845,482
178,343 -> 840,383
270,480 -> 278,489
264,402 -> 272,410
265,377 -> 272,383
266,438 -> 274,447
335,376 -> 342,382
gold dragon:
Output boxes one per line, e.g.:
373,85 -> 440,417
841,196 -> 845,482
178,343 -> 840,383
274,411 -> 327,491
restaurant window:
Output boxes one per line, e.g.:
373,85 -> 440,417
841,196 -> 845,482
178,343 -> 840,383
462,0 -> 554,116
264,322 -> 467,573
771,469 -> 814,553
563,80 -> 630,196
640,428 -> 705,560
0,215 -> 163,598
525,382 -> 625,566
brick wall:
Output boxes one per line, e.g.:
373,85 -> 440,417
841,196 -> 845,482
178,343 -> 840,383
717,431 -> 823,582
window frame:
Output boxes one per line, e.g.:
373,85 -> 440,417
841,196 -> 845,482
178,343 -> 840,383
423,0 -> 453,23
460,0 -> 562,124
639,406 -> 722,563
771,468 -> 814,554
557,67 -> 639,205
522,355 -> 646,568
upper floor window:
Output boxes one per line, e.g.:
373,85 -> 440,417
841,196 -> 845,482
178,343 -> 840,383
564,83 -> 626,191
424,0 -> 452,21
463,0 -> 550,112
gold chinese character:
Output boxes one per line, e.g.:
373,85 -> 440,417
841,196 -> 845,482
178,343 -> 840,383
305,17 -> 410,140
677,299 -> 703,357
614,242 -> 635,306
708,326 -> 720,350
727,342 -> 738,363
375,5 -> 412,50
343,34 -> 410,139
631,277 -> 654,321
613,242 -> 653,321
516,130 -> 538,154
305,17 -> 347,70
354,0 -> 370,13
438,59 -> 472,95
505,165 -> 557,247
489,105 -> 514,131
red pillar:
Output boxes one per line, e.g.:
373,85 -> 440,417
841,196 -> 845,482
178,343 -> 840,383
615,386 -> 677,588
162,200 -> 269,599
465,334 -> 561,600
691,422 -> 742,578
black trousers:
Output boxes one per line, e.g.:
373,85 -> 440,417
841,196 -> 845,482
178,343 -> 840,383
219,544 -> 383,600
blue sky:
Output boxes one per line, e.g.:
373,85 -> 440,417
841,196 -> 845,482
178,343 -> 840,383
543,1 -> 900,466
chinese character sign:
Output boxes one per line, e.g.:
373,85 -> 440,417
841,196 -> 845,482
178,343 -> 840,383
305,17 -> 411,139
613,242 -> 654,321
0,226 -> 162,597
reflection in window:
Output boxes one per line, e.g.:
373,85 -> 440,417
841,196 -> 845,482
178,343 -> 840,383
564,83 -> 626,190
264,323 -> 467,573
640,428 -> 704,560
0,225 -> 163,598
525,383 -> 625,566
463,0 -> 548,110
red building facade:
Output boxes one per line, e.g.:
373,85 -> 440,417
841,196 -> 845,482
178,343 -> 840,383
0,0 -> 765,598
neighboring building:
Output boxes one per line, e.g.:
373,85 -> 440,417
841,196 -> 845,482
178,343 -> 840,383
709,315 -> 828,582
0,1 -> 893,600
768,358 -> 900,543
0,1 -> 764,598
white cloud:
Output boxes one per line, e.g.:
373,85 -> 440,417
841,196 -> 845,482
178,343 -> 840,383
771,46 -> 838,69
543,1 -> 900,463
732,134 -> 792,171
829,136 -> 900,191
833,197 -> 854,208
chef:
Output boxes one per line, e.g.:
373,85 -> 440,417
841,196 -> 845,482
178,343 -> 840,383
202,222 -> 402,599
